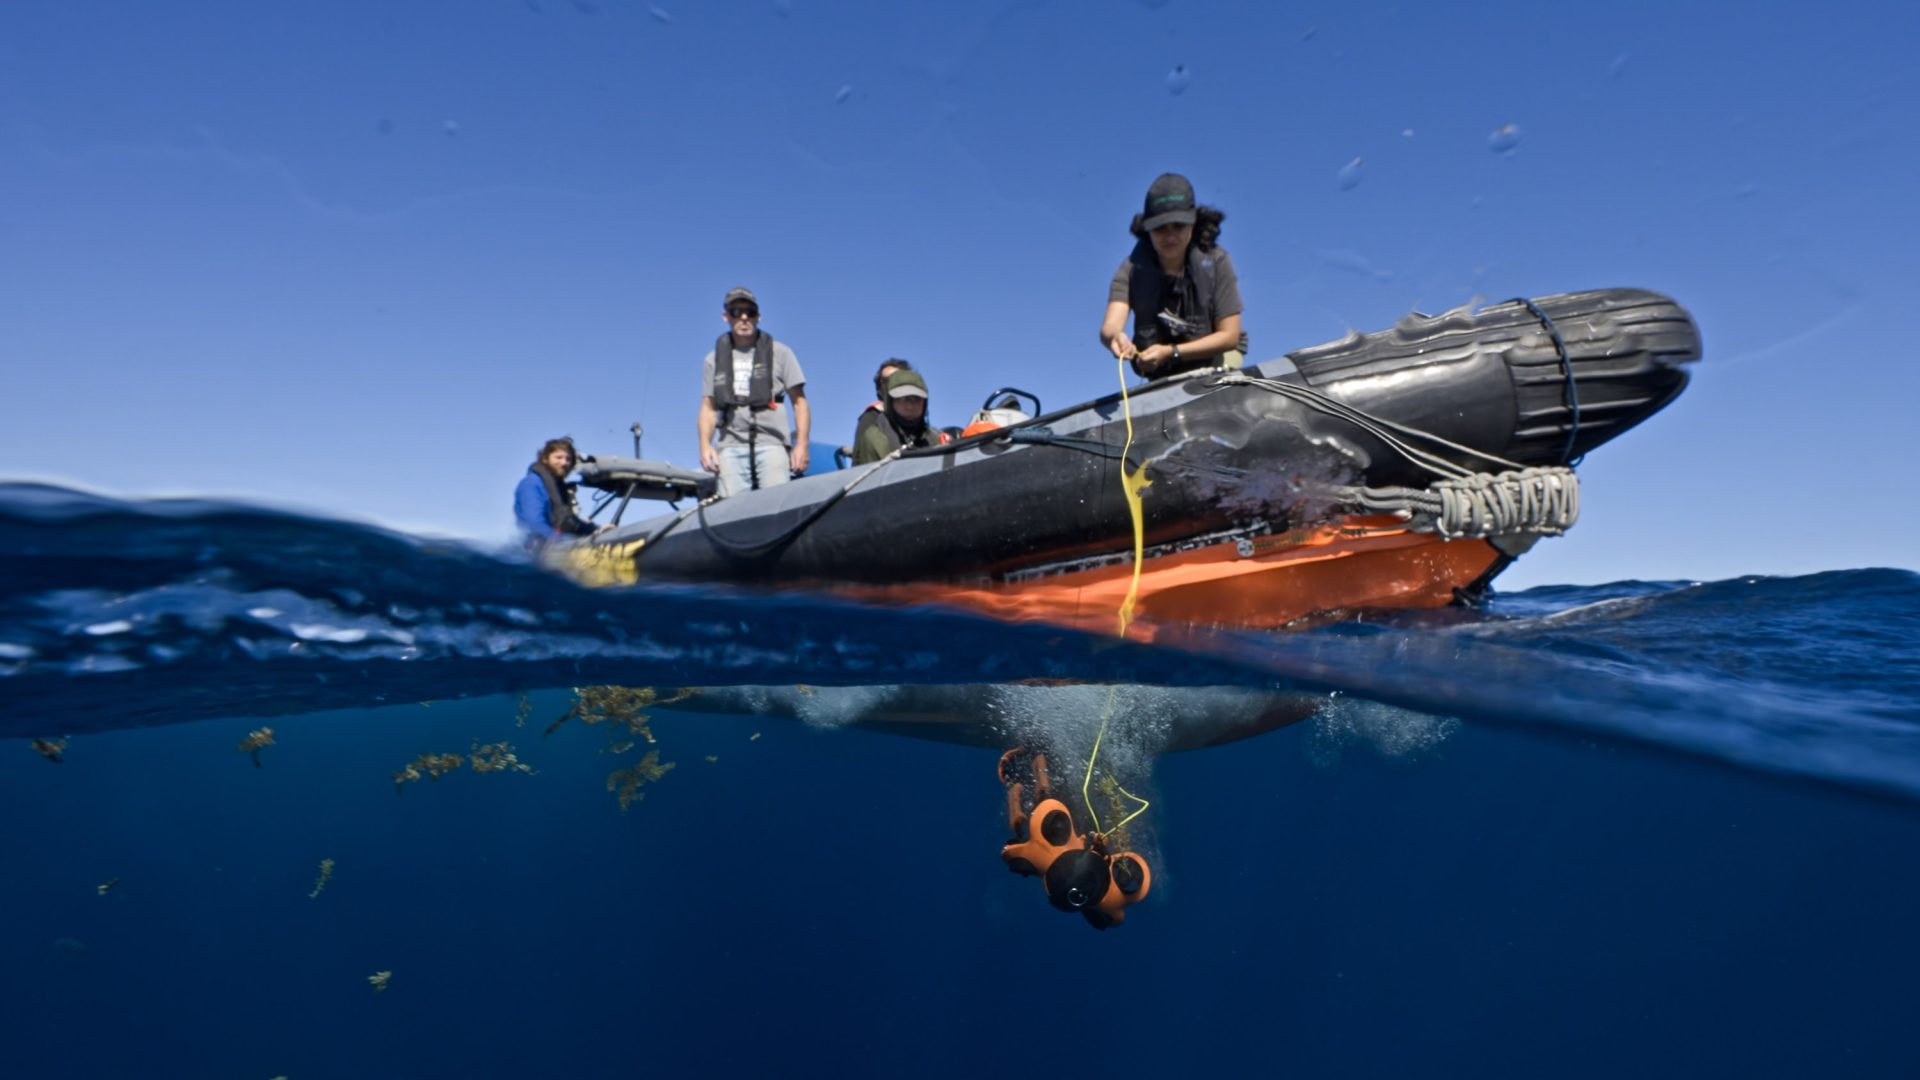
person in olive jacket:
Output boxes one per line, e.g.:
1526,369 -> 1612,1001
852,368 -> 940,464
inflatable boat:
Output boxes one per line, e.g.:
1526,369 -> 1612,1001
565,288 -> 1698,639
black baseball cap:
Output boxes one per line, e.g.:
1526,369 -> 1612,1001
1141,173 -> 1197,231
723,286 -> 758,309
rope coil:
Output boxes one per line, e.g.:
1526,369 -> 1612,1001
1341,466 -> 1579,538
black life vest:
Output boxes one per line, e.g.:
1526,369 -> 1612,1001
531,462 -> 588,535
853,406 -> 941,464
709,331 -> 779,411
1126,239 -> 1220,351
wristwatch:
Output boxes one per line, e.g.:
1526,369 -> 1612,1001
1171,345 -> 1182,364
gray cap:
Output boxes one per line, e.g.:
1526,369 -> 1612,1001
884,368 -> 928,399
723,286 -> 758,308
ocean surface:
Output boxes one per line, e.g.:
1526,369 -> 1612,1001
4,483 -> 1918,1078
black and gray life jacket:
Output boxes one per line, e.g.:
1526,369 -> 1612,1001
1126,240 -> 1220,350
709,331 -> 780,411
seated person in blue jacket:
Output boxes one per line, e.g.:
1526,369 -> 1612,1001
514,437 -> 600,546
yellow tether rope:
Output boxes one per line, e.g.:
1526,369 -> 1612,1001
1114,358 -> 1152,637
1081,683 -> 1150,836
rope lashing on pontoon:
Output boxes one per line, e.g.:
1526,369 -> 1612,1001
1334,466 -> 1580,538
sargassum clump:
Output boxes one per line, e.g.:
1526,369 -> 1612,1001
308,858 -> 335,899
468,740 -> 535,776
368,970 -> 391,993
237,727 -> 275,768
392,752 -> 464,792
606,750 -> 677,812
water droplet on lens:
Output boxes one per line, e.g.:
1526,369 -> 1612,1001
834,85 -> 852,104
1489,123 -> 1521,154
1300,26 -> 1318,42
1401,128 -> 1414,138
1166,64 -> 1190,95
569,0 -> 599,12
773,0 -> 792,14
648,6 -> 673,22
443,119 -> 461,137
376,118 -> 393,136
1337,157 -> 1363,191
1608,52 -> 1630,79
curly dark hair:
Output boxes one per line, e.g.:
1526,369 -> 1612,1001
873,357 -> 913,399
536,437 -> 578,465
1129,205 -> 1226,251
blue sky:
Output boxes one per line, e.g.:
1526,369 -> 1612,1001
2,0 -> 1914,588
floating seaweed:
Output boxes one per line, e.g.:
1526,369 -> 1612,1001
368,970 -> 392,993
544,685 -> 693,743
29,737 -> 66,763
96,876 -> 120,896
606,750 -> 676,812
469,740 -> 535,776
308,858 -> 335,899
237,727 -> 275,768
705,755 -> 718,764
392,752 -> 464,791
1091,774 -> 1142,853
513,692 -> 532,728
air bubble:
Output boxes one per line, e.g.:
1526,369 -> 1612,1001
1489,123 -> 1521,154
1337,157 -> 1363,191
1166,64 -> 1190,95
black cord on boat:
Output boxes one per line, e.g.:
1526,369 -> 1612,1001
682,451 -> 906,562
694,488 -> 843,560
1004,426 -> 1132,462
1514,296 -> 1583,466
1209,373 -> 1523,480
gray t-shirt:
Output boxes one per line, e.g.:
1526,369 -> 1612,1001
1109,245 -> 1249,353
701,337 -> 806,447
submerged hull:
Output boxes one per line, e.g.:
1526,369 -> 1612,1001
576,289 -> 1698,636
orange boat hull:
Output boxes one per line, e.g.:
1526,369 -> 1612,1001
829,516 -> 1502,642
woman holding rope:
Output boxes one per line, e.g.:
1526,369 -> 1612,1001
1098,173 -> 1248,379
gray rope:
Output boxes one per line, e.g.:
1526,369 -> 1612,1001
1336,467 -> 1580,538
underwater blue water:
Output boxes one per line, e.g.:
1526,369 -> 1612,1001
4,484 -> 1919,1078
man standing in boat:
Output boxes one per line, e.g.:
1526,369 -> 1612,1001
697,286 -> 811,497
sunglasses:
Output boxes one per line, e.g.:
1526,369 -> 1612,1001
727,306 -> 760,319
